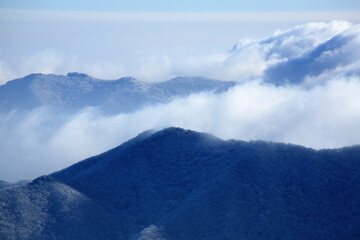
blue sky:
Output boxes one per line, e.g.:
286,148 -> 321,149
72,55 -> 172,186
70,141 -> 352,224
1,0 -> 360,11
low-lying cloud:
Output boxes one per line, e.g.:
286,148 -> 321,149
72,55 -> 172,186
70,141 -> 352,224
1,76 -> 360,181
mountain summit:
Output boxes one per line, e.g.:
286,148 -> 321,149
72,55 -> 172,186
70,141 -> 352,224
1,128 -> 360,239
0,73 -> 235,114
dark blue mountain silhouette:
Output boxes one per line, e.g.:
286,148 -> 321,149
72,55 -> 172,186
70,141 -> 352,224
1,128 -> 360,239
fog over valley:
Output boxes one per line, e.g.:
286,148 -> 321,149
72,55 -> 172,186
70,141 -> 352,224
1,21 -> 360,181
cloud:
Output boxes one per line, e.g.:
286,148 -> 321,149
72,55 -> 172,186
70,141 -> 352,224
0,61 -> 15,85
73,60 -> 126,80
264,23 -> 360,85
219,21 -> 356,82
1,21 -> 360,181
20,49 -> 64,75
1,75 -> 360,181
204,21 -> 360,84
1,21 -> 359,84
106,20 -> 360,82
136,54 -> 173,81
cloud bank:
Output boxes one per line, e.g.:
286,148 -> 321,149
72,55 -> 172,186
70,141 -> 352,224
1,21 -> 359,84
1,77 -> 360,181
1,21 -> 360,181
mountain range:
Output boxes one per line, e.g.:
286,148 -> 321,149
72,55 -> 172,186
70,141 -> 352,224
1,128 -> 359,239
0,73 -> 235,114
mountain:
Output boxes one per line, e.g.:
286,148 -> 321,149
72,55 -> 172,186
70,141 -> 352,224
0,176 -> 119,240
0,73 -> 236,114
1,128 -> 360,239
0,180 -> 30,190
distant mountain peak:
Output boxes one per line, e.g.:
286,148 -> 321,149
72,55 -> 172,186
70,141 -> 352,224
0,73 -> 236,114
31,175 -> 57,184
151,127 -> 201,138
66,72 -> 91,78
168,76 -> 211,82
26,73 -> 43,77
118,76 -> 138,82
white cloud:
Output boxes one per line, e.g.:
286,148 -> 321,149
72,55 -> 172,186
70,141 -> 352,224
1,21 -> 359,84
76,61 -> 126,80
263,22 -> 360,85
20,49 -> 64,75
0,61 -> 15,85
136,54 -> 173,81
114,21 -> 359,83
1,21 -> 360,181
1,76 -> 360,181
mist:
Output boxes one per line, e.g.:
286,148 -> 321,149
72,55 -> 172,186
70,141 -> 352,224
1,76 -> 360,181
1,12 -> 359,84
1,21 -> 360,181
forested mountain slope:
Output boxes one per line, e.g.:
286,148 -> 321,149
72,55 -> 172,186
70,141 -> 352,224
1,128 -> 359,239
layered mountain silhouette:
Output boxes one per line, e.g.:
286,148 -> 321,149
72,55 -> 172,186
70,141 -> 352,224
1,128 -> 360,239
0,73 -> 235,114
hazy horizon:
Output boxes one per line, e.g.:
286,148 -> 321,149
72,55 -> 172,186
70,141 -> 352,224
1,7 -> 360,84
1,1 -> 360,181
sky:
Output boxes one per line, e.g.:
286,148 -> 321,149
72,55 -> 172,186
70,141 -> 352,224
1,0 -> 360,11
1,1 -> 360,181
1,1 -> 360,83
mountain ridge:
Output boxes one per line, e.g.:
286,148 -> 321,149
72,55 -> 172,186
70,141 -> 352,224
0,73 -> 236,114
1,127 -> 360,239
